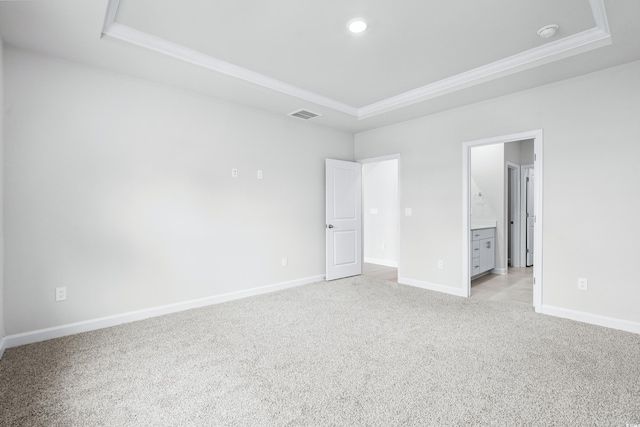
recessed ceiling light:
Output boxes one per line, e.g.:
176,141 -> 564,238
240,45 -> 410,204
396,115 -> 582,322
537,24 -> 559,39
347,19 -> 367,34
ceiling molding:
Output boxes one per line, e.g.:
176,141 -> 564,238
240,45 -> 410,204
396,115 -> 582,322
102,21 -> 358,116
102,0 -> 611,120
357,26 -> 611,119
590,0 -> 610,33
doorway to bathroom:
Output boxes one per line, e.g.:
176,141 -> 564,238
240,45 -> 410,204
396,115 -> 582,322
463,130 -> 543,311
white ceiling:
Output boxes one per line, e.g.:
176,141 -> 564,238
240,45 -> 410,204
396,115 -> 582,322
1,0 -> 639,133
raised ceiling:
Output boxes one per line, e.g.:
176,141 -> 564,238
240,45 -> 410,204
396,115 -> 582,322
1,0 -> 639,132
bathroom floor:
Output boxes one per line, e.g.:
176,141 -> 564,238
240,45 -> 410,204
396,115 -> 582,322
471,267 -> 534,305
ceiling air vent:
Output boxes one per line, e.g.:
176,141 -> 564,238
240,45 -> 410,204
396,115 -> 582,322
288,109 -> 322,120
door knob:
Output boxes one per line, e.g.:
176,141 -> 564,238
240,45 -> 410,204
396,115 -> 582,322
326,224 -> 334,229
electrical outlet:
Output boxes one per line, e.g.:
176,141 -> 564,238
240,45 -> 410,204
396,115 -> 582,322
578,277 -> 588,291
257,170 -> 263,179
55,287 -> 67,302
281,257 -> 288,267
381,242 -> 385,250
231,168 -> 238,178
438,259 -> 444,269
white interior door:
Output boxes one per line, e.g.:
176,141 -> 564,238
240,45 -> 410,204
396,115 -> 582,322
326,159 -> 362,281
526,168 -> 535,266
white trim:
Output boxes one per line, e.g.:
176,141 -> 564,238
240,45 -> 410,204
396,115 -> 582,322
0,337 -> 6,359
102,22 -> 358,117
399,277 -> 467,298
364,257 -> 398,268
520,164 -> 534,267
463,130 -> 543,311
506,162 -> 521,268
2,275 -> 323,351
357,26 -> 610,119
101,0 -> 120,34
590,0 -> 610,33
491,268 -> 508,275
541,305 -> 640,335
101,0 -> 610,119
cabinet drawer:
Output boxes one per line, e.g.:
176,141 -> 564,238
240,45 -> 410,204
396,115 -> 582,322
472,240 -> 480,256
471,257 -> 481,273
471,228 -> 494,241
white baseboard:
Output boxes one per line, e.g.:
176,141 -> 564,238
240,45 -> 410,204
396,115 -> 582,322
2,274 -> 324,352
541,305 -> 640,334
491,268 -> 508,275
398,277 -> 467,297
0,336 -> 6,359
363,257 -> 398,268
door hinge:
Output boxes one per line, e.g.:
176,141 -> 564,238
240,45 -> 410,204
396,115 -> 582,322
533,277 -> 536,285
534,153 -> 537,161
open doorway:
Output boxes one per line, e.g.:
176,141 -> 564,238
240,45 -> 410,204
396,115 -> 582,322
463,131 -> 543,311
360,155 -> 400,283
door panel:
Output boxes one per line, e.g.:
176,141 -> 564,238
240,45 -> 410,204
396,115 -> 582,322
326,159 -> 362,281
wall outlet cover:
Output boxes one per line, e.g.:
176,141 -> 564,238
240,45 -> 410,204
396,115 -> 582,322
578,277 -> 588,291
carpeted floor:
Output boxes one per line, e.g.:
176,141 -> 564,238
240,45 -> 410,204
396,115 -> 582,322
1,276 -> 639,426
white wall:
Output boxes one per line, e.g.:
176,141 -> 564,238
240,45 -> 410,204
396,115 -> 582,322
520,140 -> 534,165
3,47 -> 353,335
0,38 -> 5,352
363,159 -> 398,266
355,60 -> 640,325
470,144 -> 505,272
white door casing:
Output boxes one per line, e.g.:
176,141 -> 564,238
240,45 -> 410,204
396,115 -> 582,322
506,162 -> 521,268
525,167 -> 535,266
326,159 -> 362,281
463,130 -> 543,312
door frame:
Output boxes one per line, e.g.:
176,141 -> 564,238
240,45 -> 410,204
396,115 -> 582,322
521,164 -> 534,267
462,130 -> 543,312
506,162 -> 521,268
358,154 -> 402,278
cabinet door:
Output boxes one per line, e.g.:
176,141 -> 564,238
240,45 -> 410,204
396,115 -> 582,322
479,238 -> 495,273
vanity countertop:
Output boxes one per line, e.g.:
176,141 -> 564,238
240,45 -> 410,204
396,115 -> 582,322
470,222 -> 497,230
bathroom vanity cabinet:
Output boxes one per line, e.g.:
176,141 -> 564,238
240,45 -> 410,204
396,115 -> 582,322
471,227 -> 495,279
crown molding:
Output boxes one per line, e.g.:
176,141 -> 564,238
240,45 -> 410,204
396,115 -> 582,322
357,26 -> 611,119
102,0 -> 611,120
102,22 -> 358,116
590,0 -> 610,33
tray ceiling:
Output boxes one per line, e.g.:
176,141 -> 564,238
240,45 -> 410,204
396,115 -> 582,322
1,0 -> 638,132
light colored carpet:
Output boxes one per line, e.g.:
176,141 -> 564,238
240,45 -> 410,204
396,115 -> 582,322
1,276 -> 639,426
